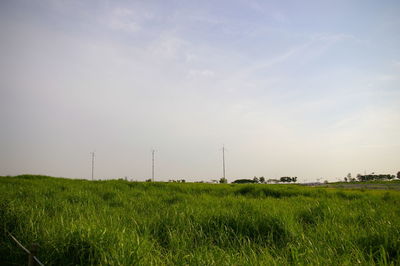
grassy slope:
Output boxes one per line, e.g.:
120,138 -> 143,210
1,175 -> 400,265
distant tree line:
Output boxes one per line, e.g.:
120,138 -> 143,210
169,179 -> 186,183
231,176 -> 297,184
356,174 -> 395,182
344,172 -> 399,182
143,171 -> 400,184
232,179 -> 258,184
279,176 -> 297,183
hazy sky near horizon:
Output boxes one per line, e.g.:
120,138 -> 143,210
0,0 -> 399,182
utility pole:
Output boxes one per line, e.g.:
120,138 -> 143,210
91,152 -> 95,181
222,145 -> 226,179
152,149 -> 155,182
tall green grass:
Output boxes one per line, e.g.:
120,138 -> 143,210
1,175 -> 399,265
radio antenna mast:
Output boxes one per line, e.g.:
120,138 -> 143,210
222,145 -> 226,179
91,151 -> 95,181
152,149 -> 155,181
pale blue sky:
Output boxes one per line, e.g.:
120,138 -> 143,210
0,0 -> 399,181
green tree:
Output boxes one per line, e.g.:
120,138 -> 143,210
280,176 -> 292,183
259,176 -> 265,183
253,176 -> 259,183
232,179 -> 257,184
219,177 -> 227,184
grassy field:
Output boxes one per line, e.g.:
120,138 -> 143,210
1,175 -> 400,265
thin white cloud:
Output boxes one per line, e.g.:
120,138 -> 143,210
107,8 -> 140,32
108,19 -> 140,32
223,32 -> 359,84
393,60 -> 400,67
147,33 -> 189,61
376,74 -> 397,81
187,69 -> 215,78
271,11 -> 289,23
113,7 -> 134,17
